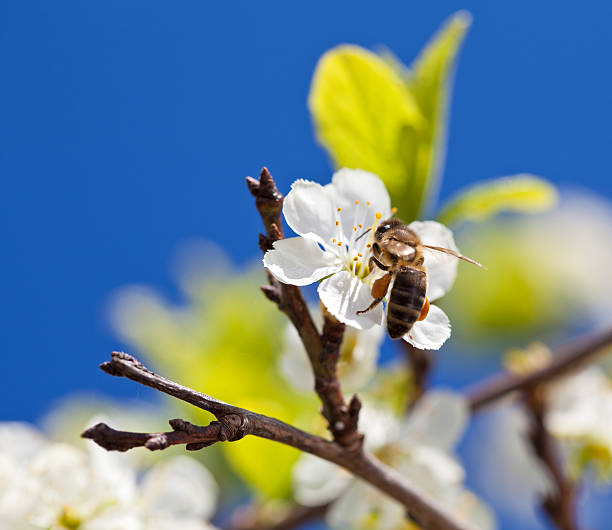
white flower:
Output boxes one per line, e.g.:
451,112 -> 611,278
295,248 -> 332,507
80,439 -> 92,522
546,366 -> 612,479
0,422 -> 219,530
280,307 -> 385,393
263,168 -> 459,350
292,392 -> 495,530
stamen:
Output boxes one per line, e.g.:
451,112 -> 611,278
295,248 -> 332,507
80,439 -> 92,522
366,201 -> 371,206
332,238 -> 337,243
358,223 -> 363,228
337,207 -> 342,212
337,242 -> 343,247
392,207 -> 397,214
375,212 -> 382,219
353,256 -> 358,261
355,200 -> 359,205
358,253 -> 363,257
335,221 -> 339,226
366,243 -> 371,248
353,226 -> 357,231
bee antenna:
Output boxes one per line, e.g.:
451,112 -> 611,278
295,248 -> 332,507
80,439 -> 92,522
422,245 -> 487,269
355,228 -> 371,242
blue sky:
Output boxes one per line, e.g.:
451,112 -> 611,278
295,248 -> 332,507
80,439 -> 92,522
2,3 -> 612,526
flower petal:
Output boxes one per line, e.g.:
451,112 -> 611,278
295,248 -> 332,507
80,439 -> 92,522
409,221 -> 458,301
263,237 -> 340,286
403,304 -> 451,350
283,179 -> 337,246
318,270 -> 383,329
328,168 -> 392,242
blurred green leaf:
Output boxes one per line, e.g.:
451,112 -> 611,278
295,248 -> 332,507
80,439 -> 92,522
309,12 -> 469,220
437,174 -> 558,226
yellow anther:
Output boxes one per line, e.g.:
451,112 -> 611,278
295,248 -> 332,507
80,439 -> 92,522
337,207 -> 342,212
358,223 -> 363,228
366,201 -> 371,206
337,242 -> 343,247
353,226 -> 357,231
353,256 -> 358,261
366,243 -> 372,248
355,200 -> 359,205
375,212 -> 382,219
392,207 -> 397,214
332,238 -> 337,243
335,221 -> 339,226
358,253 -> 363,257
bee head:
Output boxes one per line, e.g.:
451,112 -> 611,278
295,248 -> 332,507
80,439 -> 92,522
374,218 -> 404,239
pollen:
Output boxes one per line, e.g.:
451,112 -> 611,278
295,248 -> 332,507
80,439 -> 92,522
355,200 -> 359,205
335,221 -> 339,226
375,212 -> 382,219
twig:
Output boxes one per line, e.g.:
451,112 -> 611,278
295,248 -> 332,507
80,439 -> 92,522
82,352 -> 473,530
523,388 -> 578,530
466,325 -> 612,411
247,167 -> 362,449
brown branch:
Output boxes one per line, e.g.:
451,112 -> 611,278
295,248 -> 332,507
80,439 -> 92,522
466,325 -> 612,412
83,351 -> 473,530
523,388 -> 578,530
247,167 -> 362,449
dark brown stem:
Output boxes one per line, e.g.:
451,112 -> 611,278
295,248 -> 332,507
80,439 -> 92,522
466,325 -> 612,411
247,167 -> 361,449
82,352 -> 472,530
401,342 -> 433,407
523,388 -> 578,530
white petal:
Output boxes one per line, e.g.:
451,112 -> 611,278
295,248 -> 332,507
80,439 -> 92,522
283,179 -> 337,246
318,271 -> 383,329
337,325 -> 384,393
403,304 -> 451,350
328,168 -> 392,242
401,391 -> 468,451
293,454 -> 351,506
140,456 -> 218,521
263,237 -> 340,286
409,221 -> 458,301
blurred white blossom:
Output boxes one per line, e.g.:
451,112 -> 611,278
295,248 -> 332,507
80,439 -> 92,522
0,422 -> 219,530
547,366 -> 612,479
293,392 -> 495,529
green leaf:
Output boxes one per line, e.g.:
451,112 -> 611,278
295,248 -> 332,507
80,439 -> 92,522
309,12 -> 470,220
437,174 -> 559,226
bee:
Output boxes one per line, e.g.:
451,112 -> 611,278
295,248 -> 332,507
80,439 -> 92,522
356,218 -> 483,340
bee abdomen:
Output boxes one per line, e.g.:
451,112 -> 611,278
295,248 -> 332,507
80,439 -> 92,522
386,268 -> 427,340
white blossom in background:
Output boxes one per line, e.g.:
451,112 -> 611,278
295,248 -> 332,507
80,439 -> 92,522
280,307 -> 384,393
263,168 -> 461,350
546,366 -> 612,479
292,392 -> 496,530
0,422 -> 219,530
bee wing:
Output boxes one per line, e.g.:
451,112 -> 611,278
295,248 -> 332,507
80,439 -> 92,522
421,245 -> 486,269
387,239 -> 417,259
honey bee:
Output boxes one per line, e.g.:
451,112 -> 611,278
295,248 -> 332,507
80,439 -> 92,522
356,218 -> 483,339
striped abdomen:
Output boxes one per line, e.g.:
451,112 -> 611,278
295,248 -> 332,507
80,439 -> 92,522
386,267 -> 427,339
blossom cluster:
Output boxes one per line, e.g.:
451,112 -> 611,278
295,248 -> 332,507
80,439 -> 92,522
0,422 -> 219,530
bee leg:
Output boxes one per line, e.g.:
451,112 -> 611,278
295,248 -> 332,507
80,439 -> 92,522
368,256 -> 389,271
356,297 -> 384,315
356,273 -> 393,315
